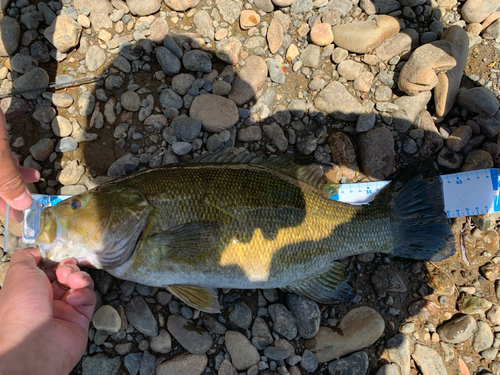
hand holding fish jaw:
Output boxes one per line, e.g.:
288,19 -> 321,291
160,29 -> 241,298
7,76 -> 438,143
0,248 -> 96,375
0,108 -> 40,223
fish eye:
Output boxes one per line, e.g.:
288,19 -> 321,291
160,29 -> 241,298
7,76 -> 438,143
70,198 -> 82,210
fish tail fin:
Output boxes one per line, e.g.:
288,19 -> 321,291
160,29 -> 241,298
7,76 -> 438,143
373,163 -> 455,261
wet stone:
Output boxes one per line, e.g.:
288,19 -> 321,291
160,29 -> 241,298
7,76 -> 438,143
438,315 -> 477,343
458,295 -> 493,315
167,314 -> 213,354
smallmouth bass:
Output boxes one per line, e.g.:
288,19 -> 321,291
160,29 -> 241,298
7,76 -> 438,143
36,153 -> 455,312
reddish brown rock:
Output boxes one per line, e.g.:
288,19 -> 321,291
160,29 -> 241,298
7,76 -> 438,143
240,10 -> 261,30
267,18 -> 284,54
310,23 -> 334,46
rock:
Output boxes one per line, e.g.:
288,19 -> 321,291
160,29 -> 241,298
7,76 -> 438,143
44,15 -> 82,53
434,26 -> 469,117
30,41 -> 50,63
310,23 -> 334,46
216,37 -> 242,65
156,47 -> 182,76
172,116 -> 202,142
10,54 -> 38,74
268,19 -> 284,54
127,0 -> 161,15
286,294 -> 320,339
473,320 -> 493,352
358,127 -> 394,180
304,307 -> 385,363
156,354 -> 207,375
437,147 -> 463,170
314,81 -> 366,121
92,305 -> 121,333
121,91 -> 141,112
487,305 -> 500,325
332,15 -> 400,53
0,17 -> 20,57
125,296 -> 158,337
240,10 -> 261,30
398,40 -> 457,95
268,304 -> 297,340
148,18 -> 169,44
172,74 -> 196,96
412,344 -> 447,375
475,115 -> 500,137
328,351 -> 369,375
190,94 -> 239,132
461,149 -> 494,171
82,354 -> 121,375
360,0 -> 401,14
386,334 -> 411,375
13,67 -> 49,100
291,0 -> 313,13
337,60 -> 365,80
0,97 -> 30,121
183,50 -> 212,73
228,56 -> 268,105
263,122 -> 288,152
58,160 -> 84,185
393,91 -> 432,133
33,107 -> 57,124
225,331 -> 260,370
461,0 -> 500,23
167,315 -> 213,354
30,139 -> 54,161
78,92 -> 96,116
255,0 -> 275,12
446,126 -> 472,152
56,138 -> 79,153
159,88 -> 183,109
375,28 -> 419,61
356,113 -> 376,132
164,0 -> 199,10
229,301 -> 252,330
194,10 -> 214,40
418,111 -> 443,157
375,364 -> 400,375
238,126 -> 262,142
328,132 -> 357,179
354,71 -> 374,92
301,349 -> 318,372
216,0 -> 241,23
86,45 -> 106,72
267,58 -> 286,84
251,316 -> 274,350
457,87 -> 500,116
438,315 -> 477,343
300,44 -> 321,68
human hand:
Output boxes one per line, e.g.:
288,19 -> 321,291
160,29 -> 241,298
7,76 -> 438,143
0,108 -> 40,223
0,248 -> 96,375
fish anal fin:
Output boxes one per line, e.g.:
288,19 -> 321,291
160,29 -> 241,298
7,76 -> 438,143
281,262 -> 354,303
166,285 -> 221,313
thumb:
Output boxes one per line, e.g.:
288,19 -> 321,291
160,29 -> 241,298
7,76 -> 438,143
0,149 -> 32,211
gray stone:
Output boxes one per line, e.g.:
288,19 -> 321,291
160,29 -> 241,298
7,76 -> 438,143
92,305 -> 121,333
301,45 -> 321,68
78,92 -> 96,116
286,294 -> 320,339
172,74 -> 196,96
86,45 -> 106,72
37,2 -> 57,26
124,352 -> 142,375
473,320 -> 494,352
10,54 -> 38,74
194,10 -> 214,40
263,123 -> 288,152
356,113 -> 376,132
393,91 -> 432,133
0,17 -> 21,56
412,344 -> 447,375
125,296 -> 158,337
156,354 -> 207,375
251,316 -> 274,350
127,0 -> 161,15
33,107 -> 57,124
56,137 -> 79,152
264,346 -> 290,361
457,87 -> 500,116
30,139 -> 54,161
216,0 -> 241,24
358,127 -> 394,180
44,14 -> 82,53
30,41 -> 50,63
438,314 -> 477,343
461,0 -> 500,23
150,329 -> 172,354
327,351 -> 369,375
156,47 -> 182,76
183,50 -> 212,73
159,88 -> 183,109
476,115 -> 500,137
172,116 -> 202,142
267,58 -> 286,84
140,350 -> 156,375
446,126 -> 472,152
229,301 -> 253,330
225,331 -> 260,370
121,91 -> 141,112
462,149 -> 494,172
437,147 -> 463,170
163,35 -> 183,59
167,315 -> 213,354
13,67 -> 49,100
291,0 -> 313,13
268,304 -> 297,340
314,81 -> 366,122
190,94 -> 239,132
82,354 -> 121,375
172,141 -> 193,155
360,0 -> 401,14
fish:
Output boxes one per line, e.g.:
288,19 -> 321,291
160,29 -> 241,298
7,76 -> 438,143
35,152 -> 455,313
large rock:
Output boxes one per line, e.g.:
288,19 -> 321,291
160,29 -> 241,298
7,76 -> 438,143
398,40 -> 457,96
457,87 -> 500,116
393,91 -> 432,133
314,81 -> 366,121
358,127 -> 394,180
332,15 -> 400,53
461,0 -> 500,23
0,17 -> 20,56
434,26 -> 469,117
44,15 -> 82,53
74,0 -> 113,30
304,307 -> 385,363
190,94 -> 239,132
228,56 -> 268,105
13,68 -> 49,100
375,28 -> 419,61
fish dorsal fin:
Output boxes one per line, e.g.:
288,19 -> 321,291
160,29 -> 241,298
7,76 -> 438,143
166,285 -> 221,313
281,261 -> 354,303
191,151 -> 338,197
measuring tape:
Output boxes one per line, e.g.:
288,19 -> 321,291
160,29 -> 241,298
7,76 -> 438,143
330,168 -> 500,219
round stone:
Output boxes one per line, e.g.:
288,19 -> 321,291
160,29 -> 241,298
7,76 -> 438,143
121,91 -> 141,112
190,94 -> 239,132
92,305 -> 122,334
310,23 -> 334,46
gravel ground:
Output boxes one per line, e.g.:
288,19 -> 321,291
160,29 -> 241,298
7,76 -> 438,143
1,0 -> 500,374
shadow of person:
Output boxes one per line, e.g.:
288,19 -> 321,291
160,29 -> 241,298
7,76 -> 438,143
0,1 -> 498,374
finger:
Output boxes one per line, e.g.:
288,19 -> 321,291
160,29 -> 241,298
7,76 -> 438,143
44,258 -> 78,282
52,264 -> 80,300
18,166 -> 40,184
2,248 -> 46,290
66,270 -> 94,291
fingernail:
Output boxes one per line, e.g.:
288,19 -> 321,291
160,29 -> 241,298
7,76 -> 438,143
12,189 -> 31,210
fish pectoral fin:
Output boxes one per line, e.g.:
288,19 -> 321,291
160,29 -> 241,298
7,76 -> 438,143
166,285 -> 221,313
149,222 -> 220,261
281,261 -> 354,303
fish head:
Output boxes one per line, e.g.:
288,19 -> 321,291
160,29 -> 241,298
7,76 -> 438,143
36,187 -> 153,269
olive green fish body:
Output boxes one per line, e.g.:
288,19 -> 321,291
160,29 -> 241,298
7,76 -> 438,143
37,155 -> 455,312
